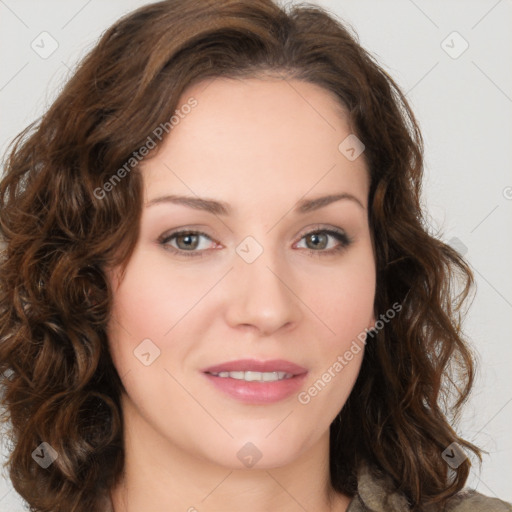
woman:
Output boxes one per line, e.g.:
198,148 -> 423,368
0,1 -> 510,511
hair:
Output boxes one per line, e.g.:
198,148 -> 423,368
0,0 -> 482,510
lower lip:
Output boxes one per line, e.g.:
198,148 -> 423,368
203,372 -> 308,404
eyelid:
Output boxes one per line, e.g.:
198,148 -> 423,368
295,223 -> 346,240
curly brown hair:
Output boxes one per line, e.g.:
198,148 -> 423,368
0,0 -> 482,510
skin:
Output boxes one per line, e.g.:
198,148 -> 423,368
107,76 -> 376,512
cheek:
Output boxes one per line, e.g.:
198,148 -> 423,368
306,250 -> 376,349
106,248 -> 221,384
296,259 -> 374,421
108,250 -> 199,339
106,252 -> 171,368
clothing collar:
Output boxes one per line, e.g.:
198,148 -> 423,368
347,462 -> 410,512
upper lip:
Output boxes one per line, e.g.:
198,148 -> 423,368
202,359 -> 308,376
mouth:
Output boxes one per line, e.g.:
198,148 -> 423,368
202,359 -> 308,404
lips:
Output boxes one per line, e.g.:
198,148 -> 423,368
202,359 -> 309,404
202,358 -> 308,376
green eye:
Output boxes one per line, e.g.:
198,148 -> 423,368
158,227 -> 352,258
159,230 -> 214,258
296,229 -> 351,253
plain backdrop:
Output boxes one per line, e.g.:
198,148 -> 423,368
1,0 -> 511,509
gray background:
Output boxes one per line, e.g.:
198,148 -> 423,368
1,0 -> 511,509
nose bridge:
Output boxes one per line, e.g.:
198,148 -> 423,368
224,234 -> 301,335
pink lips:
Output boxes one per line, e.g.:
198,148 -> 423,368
202,359 -> 308,404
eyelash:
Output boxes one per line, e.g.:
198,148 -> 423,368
158,226 -> 353,259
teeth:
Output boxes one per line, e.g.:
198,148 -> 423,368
210,371 -> 293,381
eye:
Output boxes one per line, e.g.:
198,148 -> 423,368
159,230 -> 217,258
158,226 -> 352,258
294,227 -> 352,256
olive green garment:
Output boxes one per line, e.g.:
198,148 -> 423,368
347,463 -> 512,512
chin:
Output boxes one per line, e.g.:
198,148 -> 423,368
200,434 -> 310,471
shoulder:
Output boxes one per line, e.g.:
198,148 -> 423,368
443,489 -> 512,511
348,462 -> 512,512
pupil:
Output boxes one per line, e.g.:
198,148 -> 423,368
309,233 -> 326,249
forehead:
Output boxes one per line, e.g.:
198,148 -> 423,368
141,77 -> 369,208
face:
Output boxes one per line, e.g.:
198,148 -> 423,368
107,77 -> 376,470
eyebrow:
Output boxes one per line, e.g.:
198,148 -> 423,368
145,192 -> 365,215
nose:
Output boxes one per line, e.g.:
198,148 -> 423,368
223,249 -> 303,337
